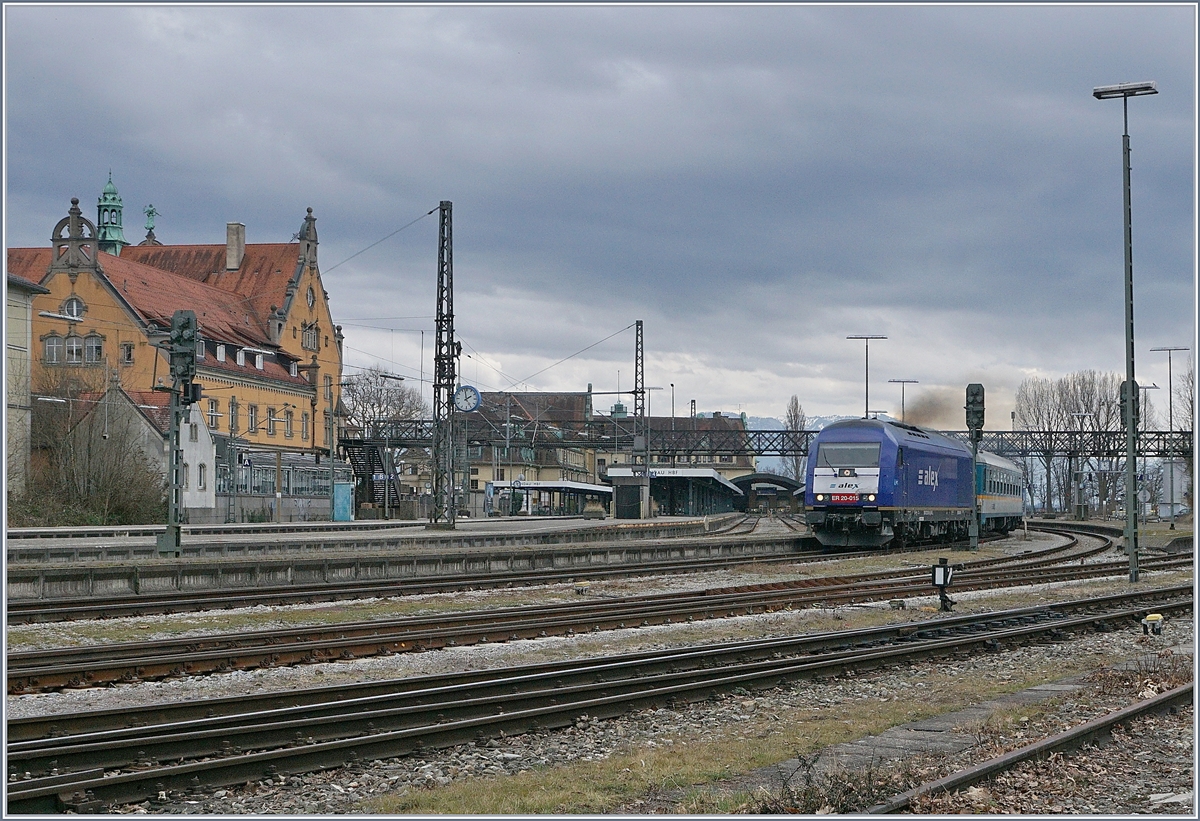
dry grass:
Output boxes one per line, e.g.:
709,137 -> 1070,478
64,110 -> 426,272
363,654 -> 1127,815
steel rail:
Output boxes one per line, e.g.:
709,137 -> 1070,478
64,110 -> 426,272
7,592 -> 1192,814
866,681 -> 1196,813
8,545 -> 1189,694
2,523 -> 1073,625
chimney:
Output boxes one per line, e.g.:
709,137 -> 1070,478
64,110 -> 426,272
226,222 -> 245,271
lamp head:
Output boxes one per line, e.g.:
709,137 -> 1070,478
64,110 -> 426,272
1093,81 -> 1158,99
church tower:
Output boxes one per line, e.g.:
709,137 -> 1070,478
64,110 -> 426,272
96,172 -> 129,256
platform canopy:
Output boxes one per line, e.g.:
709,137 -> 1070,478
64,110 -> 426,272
607,466 -> 744,496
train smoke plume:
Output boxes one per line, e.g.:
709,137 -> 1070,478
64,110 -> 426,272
902,388 -> 963,429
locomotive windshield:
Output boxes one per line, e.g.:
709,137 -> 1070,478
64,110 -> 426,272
814,442 -> 880,469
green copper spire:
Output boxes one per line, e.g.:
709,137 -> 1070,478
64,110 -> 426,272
96,171 -> 129,256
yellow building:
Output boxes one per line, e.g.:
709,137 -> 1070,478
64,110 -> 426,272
7,188 -> 346,521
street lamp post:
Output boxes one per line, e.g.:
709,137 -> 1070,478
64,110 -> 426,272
1138,383 -> 1160,525
1093,79 -> 1158,583
1070,411 -> 1094,520
888,379 -> 918,423
847,335 -> 887,419
1150,346 -> 1188,529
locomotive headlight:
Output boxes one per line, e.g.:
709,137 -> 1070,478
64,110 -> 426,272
868,494 -> 876,502
816,494 -> 824,502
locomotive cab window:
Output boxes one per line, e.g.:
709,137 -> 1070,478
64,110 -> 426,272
815,443 -> 881,469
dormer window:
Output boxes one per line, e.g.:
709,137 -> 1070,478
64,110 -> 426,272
254,353 -> 264,370
236,349 -> 245,367
196,340 -> 205,359
290,361 -> 298,377
216,344 -> 226,362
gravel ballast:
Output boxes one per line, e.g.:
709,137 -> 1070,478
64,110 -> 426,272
5,532 -> 1193,814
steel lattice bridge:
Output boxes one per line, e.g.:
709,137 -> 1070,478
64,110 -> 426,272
343,419 -> 1191,459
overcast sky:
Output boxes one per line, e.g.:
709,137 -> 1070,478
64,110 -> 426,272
5,3 -> 1195,428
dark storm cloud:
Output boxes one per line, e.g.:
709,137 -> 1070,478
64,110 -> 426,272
5,4 -> 1194,421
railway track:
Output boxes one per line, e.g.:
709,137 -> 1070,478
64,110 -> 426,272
0,519 -> 1029,625
6,586 -> 1191,814
867,681 -> 1195,813
8,530 -> 1190,694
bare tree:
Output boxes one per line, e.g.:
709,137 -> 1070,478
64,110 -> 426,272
784,395 -> 807,482
341,366 -> 427,435
20,367 -> 166,526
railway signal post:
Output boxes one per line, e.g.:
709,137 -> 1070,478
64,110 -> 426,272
965,383 -> 985,550
932,557 -> 956,612
156,310 -> 201,557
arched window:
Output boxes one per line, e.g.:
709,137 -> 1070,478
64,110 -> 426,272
43,335 -> 63,364
198,463 -> 207,491
84,335 -> 104,364
65,335 -> 83,365
183,463 -> 190,489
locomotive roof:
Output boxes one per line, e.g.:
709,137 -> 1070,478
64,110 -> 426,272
815,418 -> 972,456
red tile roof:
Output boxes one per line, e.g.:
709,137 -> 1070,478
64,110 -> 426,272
97,251 -> 270,347
6,248 -> 52,285
121,243 -> 303,334
125,390 -> 172,434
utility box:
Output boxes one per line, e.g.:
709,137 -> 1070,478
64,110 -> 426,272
333,482 -> 354,521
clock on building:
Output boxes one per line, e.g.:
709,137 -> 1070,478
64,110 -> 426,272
453,385 -> 481,412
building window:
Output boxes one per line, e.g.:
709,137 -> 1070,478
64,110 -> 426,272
267,407 -> 276,436
302,322 -> 320,352
285,409 -> 294,437
196,340 -> 205,359
255,353 -> 264,370
189,423 -> 198,442
207,399 -> 220,428
182,463 -> 190,489
198,463 -> 207,491
248,404 -> 258,433
470,467 -> 479,475
597,458 -> 606,467
290,361 -> 298,377
120,342 -> 134,365
84,334 -> 104,364
62,295 -> 85,319
229,398 -> 239,433
470,479 -> 479,490
301,412 -> 309,440
497,468 -> 506,481
43,335 -> 63,364
216,344 -> 226,362
236,349 -> 245,367
324,375 -> 333,400
65,335 -> 83,364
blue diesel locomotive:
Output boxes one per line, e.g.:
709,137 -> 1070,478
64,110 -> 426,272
804,418 -> 1025,548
